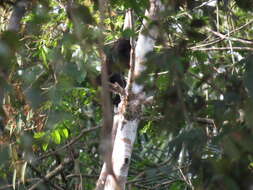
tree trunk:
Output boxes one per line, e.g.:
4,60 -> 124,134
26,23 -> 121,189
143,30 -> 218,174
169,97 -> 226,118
96,0 -> 164,189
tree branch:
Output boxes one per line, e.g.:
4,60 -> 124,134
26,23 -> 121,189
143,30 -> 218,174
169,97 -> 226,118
190,19 -> 253,49
35,126 -> 100,161
207,28 -> 253,45
27,163 -> 64,190
190,46 -> 253,51
28,157 -> 73,190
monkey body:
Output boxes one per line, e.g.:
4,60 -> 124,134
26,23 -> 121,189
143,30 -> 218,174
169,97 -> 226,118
105,38 -> 131,74
98,38 -> 131,105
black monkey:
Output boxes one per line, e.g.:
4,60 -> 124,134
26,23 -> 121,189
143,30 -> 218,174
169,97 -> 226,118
98,38 -> 131,105
106,38 -> 131,74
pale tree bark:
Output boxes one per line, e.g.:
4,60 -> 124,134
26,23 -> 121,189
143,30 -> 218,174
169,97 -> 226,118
96,0 -> 164,189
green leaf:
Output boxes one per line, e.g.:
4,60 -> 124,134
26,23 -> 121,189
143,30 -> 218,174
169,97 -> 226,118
42,143 -> 49,151
12,169 -> 16,190
249,162 -> 253,169
40,46 -> 49,69
21,162 -> 27,183
141,121 -> 152,134
34,132 -> 46,139
61,128 -> 69,139
51,130 -> 61,144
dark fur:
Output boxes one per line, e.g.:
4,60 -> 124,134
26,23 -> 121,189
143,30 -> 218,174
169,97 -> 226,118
98,38 -> 131,105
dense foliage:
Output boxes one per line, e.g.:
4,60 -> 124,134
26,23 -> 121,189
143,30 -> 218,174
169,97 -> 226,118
0,0 -> 253,189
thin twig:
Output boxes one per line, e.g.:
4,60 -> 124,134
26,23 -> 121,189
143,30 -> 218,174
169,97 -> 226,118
190,19 -> 253,49
207,28 -> 253,45
28,157 -> 73,190
28,163 -> 64,190
0,178 -> 39,190
190,46 -> 253,51
178,166 -> 194,190
66,173 -> 98,179
36,126 -> 100,161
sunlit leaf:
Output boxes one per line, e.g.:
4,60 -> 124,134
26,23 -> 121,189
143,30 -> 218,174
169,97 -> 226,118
34,132 -> 45,139
21,162 -> 27,183
12,169 -> 16,190
42,143 -> 49,151
51,130 -> 61,144
60,128 -> 69,139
